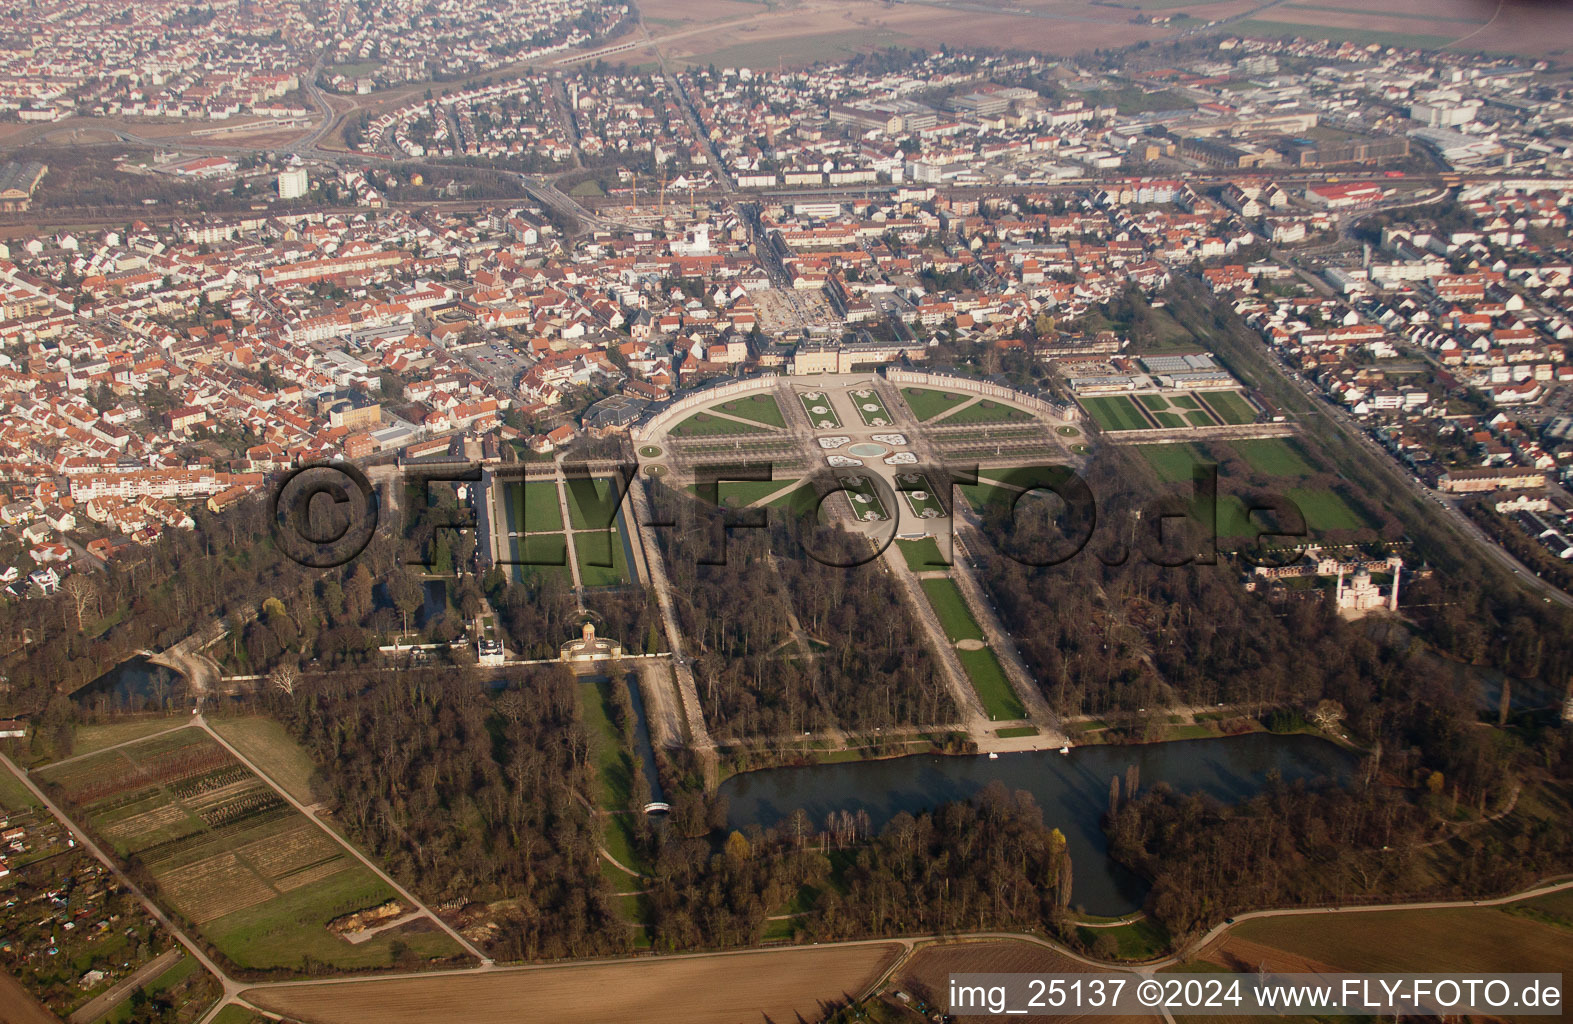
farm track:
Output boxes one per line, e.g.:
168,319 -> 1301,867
192,714 -> 493,966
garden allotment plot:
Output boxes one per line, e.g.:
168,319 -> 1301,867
35,728 -> 460,971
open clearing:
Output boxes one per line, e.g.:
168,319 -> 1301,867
243,942 -> 904,1024
208,717 -> 319,806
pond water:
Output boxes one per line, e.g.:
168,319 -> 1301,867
74,655 -> 184,711
720,733 -> 1357,916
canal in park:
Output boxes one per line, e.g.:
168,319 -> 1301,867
720,733 -> 1358,916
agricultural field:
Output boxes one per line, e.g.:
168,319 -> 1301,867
1198,390 -> 1258,426
901,387 -> 971,422
942,399 -> 1033,425
668,411 -> 771,438
34,730 -> 462,972
711,394 -> 787,428
243,942 -> 906,1024
1080,395 -> 1152,432
798,390 -> 842,430
895,940 -> 1156,1024
848,387 -> 894,427
919,578 -> 984,644
207,717 -> 319,806
896,472 -> 947,520
1211,902 -> 1573,976
69,718 -> 188,757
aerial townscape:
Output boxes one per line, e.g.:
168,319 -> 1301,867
1,0 -> 1572,1022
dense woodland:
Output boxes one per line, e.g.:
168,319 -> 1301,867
641,780 -> 1074,950
1109,765 -> 1573,944
649,485 -> 956,737
263,665 -> 631,961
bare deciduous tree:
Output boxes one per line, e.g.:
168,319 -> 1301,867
269,661 -> 299,699
63,574 -> 98,631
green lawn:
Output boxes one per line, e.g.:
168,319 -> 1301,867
798,391 -> 842,430
1184,409 -> 1218,427
1080,395 -> 1151,432
1139,445 -> 1210,484
902,387 -> 971,422
1232,438 -> 1315,478
203,867 -> 463,971
688,478 -> 798,508
515,480 -> 564,532
766,483 -> 824,514
581,678 -> 635,811
957,648 -> 1025,721
1153,411 -> 1186,429
1198,390 -> 1258,425
208,717 -> 319,806
510,532 -> 569,567
896,472 -> 946,518
1286,487 -> 1369,532
574,529 -> 632,586
841,476 -> 889,522
563,477 -> 624,530
848,388 -> 894,427
897,537 -> 950,571
0,763 -> 40,810
942,399 -> 1032,425
669,411 -> 770,438
920,578 -> 984,643
714,394 -> 787,428
1075,918 -> 1171,960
